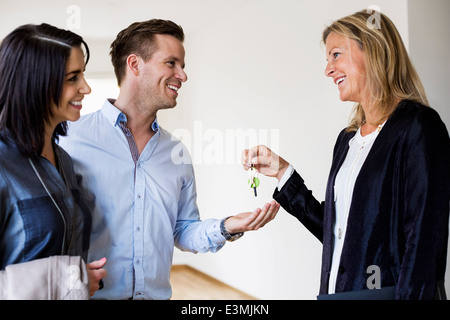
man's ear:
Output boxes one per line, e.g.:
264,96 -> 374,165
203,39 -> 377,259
126,54 -> 140,76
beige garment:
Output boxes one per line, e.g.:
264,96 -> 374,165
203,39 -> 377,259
0,255 -> 89,300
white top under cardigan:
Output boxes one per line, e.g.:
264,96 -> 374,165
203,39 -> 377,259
278,123 -> 384,294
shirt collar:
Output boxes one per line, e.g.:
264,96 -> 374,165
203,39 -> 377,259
101,98 -> 160,132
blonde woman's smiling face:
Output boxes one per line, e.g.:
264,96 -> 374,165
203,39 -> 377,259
324,32 -> 367,105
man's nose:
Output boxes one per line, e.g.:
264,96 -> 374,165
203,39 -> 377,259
177,69 -> 188,82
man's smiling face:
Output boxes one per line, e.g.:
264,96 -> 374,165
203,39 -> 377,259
137,34 -> 188,111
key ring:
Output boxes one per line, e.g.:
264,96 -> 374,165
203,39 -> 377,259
248,166 -> 260,196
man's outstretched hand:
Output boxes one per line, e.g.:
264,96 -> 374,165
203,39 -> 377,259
225,200 -> 280,234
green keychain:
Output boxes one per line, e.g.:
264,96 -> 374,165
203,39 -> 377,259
248,166 -> 260,197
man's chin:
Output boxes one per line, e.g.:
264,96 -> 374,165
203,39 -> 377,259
158,102 -> 177,111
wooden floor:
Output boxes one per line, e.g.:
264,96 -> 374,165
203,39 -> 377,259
170,265 -> 257,300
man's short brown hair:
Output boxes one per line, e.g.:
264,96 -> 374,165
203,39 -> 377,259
110,19 -> 184,86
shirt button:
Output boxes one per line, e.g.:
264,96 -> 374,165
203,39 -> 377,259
136,226 -> 141,232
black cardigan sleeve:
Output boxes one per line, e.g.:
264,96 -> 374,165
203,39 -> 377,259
273,170 -> 325,242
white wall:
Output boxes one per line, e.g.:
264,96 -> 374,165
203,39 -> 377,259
408,0 -> 450,131
1,0 -> 448,300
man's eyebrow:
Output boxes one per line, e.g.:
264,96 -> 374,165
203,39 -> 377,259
166,56 -> 186,69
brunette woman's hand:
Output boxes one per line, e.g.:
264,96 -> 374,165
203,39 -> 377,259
86,257 -> 107,296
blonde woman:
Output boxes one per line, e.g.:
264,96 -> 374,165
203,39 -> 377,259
242,10 -> 450,299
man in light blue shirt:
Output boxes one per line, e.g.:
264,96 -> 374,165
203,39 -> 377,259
59,19 -> 279,299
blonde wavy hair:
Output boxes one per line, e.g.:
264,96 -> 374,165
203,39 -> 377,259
322,9 -> 428,131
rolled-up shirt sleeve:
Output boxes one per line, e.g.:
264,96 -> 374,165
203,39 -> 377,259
173,170 -> 226,253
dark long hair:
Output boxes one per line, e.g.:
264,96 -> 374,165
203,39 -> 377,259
0,23 -> 90,157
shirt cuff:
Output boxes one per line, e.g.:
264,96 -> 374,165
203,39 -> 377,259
277,163 -> 294,190
207,218 -> 227,244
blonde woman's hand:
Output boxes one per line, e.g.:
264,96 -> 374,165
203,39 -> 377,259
241,145 -> 289,182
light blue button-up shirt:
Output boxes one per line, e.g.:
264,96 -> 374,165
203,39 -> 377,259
59,99 -> 226,299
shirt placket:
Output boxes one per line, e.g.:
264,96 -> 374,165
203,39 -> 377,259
133,160 -> 145,299
119,121 -> 145,299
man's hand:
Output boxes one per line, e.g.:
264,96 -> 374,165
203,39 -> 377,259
225,200 -> 280,234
